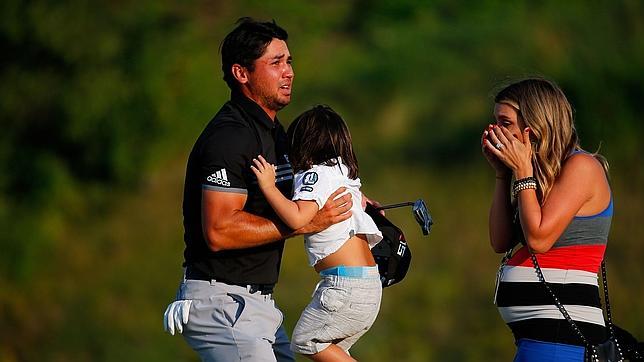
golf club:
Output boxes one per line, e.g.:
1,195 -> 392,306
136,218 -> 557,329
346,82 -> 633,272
376,199 -> 433,236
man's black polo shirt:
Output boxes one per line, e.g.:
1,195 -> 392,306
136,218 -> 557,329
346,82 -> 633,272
182,91 -> 293,285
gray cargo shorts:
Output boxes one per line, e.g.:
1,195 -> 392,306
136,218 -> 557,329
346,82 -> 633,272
290,266 -> 382,355
176,278 -> 294,362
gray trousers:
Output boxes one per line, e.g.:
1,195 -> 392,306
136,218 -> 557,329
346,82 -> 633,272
176,278 -> 294,362
291,268 -> 382,355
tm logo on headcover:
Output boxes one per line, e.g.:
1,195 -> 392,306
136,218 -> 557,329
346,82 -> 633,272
302,172 -> 318,185
207,168 -> 231,187
396,240 -> 407,256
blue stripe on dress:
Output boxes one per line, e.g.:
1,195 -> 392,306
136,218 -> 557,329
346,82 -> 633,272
514,339 -> 585,362
574,197 -> 613,219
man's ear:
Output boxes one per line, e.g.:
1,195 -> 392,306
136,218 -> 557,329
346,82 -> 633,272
231,64 -> 248,84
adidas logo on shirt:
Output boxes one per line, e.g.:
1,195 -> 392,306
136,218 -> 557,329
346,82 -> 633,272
206,168 -> 231,187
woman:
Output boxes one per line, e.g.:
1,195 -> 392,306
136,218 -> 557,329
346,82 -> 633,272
482,78 -> 613,361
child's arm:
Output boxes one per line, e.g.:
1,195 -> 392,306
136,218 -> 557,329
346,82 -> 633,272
251,155 -> 319,229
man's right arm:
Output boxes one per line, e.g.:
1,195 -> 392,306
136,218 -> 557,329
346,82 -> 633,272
202,187 -> 353,252
295,187 -> 354,235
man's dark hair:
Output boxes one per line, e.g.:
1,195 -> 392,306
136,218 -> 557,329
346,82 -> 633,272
220,17 -> 288,91
287,105 -> 359,179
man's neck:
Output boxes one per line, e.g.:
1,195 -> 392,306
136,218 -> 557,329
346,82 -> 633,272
239,89 -> 276,121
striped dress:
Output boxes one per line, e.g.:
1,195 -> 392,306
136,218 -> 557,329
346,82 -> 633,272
495,198 -> 613,346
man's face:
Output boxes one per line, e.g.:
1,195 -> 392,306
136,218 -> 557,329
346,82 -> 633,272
245,39 -> 294,115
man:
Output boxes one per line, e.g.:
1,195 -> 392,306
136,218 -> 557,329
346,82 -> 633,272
163,18 -> 353,362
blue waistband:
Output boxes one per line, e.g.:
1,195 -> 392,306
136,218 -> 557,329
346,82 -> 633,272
319,265 -> 380,278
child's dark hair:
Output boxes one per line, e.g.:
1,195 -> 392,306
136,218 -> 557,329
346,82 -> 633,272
287,105 -> 359,179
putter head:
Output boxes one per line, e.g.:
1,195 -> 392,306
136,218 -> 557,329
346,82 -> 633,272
412,199 -> 432,236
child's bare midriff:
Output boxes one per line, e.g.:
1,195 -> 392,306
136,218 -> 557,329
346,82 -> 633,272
313,234 -> 376,273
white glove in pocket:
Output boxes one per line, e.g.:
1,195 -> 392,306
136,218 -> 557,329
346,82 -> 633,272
163,300 -> 193,335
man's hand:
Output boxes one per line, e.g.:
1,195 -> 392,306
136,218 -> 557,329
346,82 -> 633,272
163,300 -> 193,335
297,187 -> 352,234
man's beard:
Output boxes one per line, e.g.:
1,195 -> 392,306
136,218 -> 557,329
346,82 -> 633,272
263,95 -> 290,112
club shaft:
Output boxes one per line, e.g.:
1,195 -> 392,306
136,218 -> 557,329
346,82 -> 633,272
376,201 -> 414,210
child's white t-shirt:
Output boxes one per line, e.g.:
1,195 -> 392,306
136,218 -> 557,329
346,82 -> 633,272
292,159 -> 383,266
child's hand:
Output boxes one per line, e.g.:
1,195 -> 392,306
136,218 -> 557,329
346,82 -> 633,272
251,155 -> 277,190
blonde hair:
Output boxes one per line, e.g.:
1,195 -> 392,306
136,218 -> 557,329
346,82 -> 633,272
495,78 -> 608,201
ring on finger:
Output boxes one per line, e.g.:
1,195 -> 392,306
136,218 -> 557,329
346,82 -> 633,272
495,143 -> 504,150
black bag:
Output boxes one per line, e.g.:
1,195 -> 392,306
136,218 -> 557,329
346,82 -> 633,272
530,253 -> 644,361
613,325 -> 644,361
584,325 -> 644,361
587,339 -> 620,362
366,203 -> 412,288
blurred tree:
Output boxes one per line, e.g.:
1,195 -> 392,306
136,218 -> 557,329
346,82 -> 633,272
0,1 -> 200,359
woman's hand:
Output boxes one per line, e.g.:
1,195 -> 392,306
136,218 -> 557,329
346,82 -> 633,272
250,155 -> 277,191
484,125 -> 533,179
481,124 -> 511,177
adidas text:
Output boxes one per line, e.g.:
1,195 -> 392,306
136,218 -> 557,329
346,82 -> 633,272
207,169 -> 231,187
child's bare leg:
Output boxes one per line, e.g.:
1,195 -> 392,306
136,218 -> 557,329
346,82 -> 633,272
306,344 -> 356,362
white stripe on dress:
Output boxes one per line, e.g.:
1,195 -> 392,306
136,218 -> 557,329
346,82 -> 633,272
500,265 -> 598,286
498,304 -> 606,326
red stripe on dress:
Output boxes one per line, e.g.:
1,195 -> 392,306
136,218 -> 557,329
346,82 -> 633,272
507,245 -> 606,273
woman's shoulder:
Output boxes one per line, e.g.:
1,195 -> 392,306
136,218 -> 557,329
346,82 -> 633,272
563,151 -> 606,176
559,151 -> 610,198
560,151 -> 611,216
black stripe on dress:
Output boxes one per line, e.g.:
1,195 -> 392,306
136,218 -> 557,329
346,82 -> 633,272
509,318 -> 608,345
496,282 -> 601,308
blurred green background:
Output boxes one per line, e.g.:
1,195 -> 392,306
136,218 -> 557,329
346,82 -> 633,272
1,1 -> 643,361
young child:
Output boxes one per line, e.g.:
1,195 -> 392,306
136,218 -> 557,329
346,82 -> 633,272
251,105 -> 383,362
